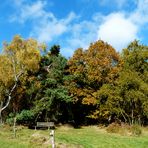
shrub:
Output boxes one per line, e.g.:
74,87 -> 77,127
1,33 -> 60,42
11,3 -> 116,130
6,113 -> 15,125
16,110 -> 35,124
6,118 -> 14,126
106,123 -> 120,133
6,110 -> 35,126
131,124 -> 142,136
107,122 -> 142,136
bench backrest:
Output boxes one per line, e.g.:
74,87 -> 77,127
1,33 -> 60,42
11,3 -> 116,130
37,122 -> 54,127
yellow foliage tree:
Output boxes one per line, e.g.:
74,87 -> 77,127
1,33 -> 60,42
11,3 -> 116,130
0,35 -> 42,123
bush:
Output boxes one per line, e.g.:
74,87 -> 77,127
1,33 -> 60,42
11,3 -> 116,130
16,110 -> 35,124
6,118 -> 14,126
131,124 -> 142,136
106,122 -> 142,136
106,123 -> 120,133
6,110 -> 35,126
6,113 -> 15,125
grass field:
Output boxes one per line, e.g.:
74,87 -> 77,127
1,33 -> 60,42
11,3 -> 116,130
0,125 -> 148,148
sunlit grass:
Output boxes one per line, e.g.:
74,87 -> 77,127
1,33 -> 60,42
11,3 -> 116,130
0,125 -> 148,148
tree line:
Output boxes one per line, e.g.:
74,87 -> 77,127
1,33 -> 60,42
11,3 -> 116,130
0,35 -> 147,126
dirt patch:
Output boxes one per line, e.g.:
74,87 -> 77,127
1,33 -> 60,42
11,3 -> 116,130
56,142 -> 83,148
30,132 -> 49,147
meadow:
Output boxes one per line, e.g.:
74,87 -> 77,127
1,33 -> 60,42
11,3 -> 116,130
0,125 -> 148,148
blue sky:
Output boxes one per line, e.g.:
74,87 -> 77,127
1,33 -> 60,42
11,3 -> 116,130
0,0 -> 148,57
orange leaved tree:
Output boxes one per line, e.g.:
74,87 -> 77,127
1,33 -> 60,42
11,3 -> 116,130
67,40 -> 122,123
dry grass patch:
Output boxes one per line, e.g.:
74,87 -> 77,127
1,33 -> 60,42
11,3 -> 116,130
106,122 -> 143,136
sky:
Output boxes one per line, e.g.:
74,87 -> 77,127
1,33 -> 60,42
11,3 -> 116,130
0,0 -> 148,57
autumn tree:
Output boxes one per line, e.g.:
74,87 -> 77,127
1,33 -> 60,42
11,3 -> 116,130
0,35 -> 41,123
67,40 -> 121,123
95,41 -> 148,125
115,41 -> 148,124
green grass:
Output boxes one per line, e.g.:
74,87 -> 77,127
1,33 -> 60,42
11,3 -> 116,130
56,126 -> 148,148
0,125 -> 148,148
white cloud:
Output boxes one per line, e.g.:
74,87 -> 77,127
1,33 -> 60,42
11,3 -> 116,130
10,0 -> 76,43
61,20 -> 99,57
10,1 -> 47,23
130,0 -> 148,25
31,12 -> 76,42
64,0 -> 148,55
32,23 -> 66,42
70,21 -> 97,45
97,0 -> 148,51
20,1 -> 45,21
98,13 -> 138,50
10,0 -> 148,56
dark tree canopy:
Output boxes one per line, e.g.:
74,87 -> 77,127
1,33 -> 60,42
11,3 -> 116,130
50,45 -> 60,56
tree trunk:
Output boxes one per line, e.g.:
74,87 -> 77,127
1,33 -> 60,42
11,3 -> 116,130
0,101 -> 3,124
131,100 -> 134,125
0,111 -> 2,124
131,108 -> 134,125
120,111 -> 127,123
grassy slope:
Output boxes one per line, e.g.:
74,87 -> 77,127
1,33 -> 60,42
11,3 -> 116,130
56,126 -> 148,148
0,125 -> 148,148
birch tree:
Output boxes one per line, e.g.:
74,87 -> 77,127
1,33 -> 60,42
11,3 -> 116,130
0,35 -> 41,123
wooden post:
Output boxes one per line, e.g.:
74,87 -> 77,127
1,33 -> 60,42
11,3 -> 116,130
13,117 -> 16,138
50,129 -> 55,148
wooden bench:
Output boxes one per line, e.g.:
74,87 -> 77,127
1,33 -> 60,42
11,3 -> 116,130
35,122 -> 55,130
